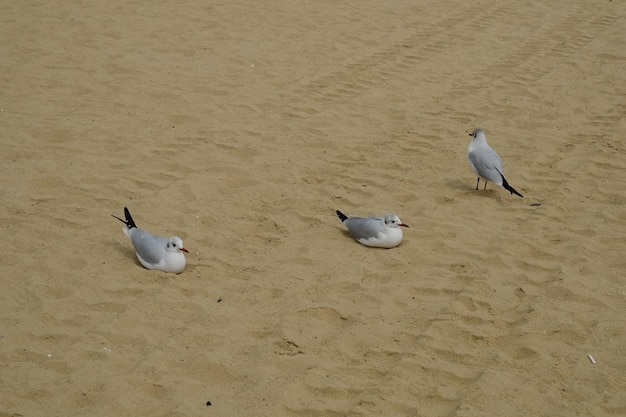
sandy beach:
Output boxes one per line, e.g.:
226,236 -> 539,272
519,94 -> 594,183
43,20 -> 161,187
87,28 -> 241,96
1,0 -> 625,416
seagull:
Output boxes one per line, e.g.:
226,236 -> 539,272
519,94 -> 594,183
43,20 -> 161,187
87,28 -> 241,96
467,128 -> 523,197
112,207 -> 188,274
336,210 -> 408,248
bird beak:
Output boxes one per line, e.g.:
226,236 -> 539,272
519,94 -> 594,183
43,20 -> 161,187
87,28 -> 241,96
181,247 -> 189,253
400,223 -> 409,228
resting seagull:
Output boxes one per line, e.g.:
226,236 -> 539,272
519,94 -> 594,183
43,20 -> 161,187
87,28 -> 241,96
336,210 -> 408,248
112,207 -> 188,273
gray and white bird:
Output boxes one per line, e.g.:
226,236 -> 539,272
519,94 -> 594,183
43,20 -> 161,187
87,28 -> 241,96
336,210 -> 408,248
112,207 -> 188,274
467,128 -> 523,197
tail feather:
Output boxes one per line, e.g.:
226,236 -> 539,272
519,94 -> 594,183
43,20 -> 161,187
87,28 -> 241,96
336,210 -> 348,223
501,177 -> 523,198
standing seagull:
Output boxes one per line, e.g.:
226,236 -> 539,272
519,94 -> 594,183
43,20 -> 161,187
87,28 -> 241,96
336,210 -> 409,248
467,128 -> 523,197
112,207 -> 189,274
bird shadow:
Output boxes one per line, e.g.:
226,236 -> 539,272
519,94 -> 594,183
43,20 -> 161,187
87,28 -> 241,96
110,238 -> 142,267
334,224 -> 361,243
446,179 -> 515,203
337,228 -> 352,239
447,179 -> 475,191
448,179 -> 496,195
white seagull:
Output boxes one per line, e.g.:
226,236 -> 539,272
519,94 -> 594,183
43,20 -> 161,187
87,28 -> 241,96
467,128 -> 523,197
336,210 -> 409,248
112,207 -> 188,274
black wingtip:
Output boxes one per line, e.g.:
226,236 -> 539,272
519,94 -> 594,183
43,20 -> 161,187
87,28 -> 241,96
502,178 -> 524,198
112,207 -> 138,228
123,207 -> 138,228
336,210 -> 348,223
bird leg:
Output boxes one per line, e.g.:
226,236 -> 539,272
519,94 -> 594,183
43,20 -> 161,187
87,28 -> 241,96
475,177 -> 480,190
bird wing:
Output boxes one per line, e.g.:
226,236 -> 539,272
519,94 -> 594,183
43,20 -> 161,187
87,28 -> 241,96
129,228 -> 168,265
344,216 -> 386,240
468,145 -> 505,184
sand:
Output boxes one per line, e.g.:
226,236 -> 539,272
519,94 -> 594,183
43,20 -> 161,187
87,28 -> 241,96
1,0 -> 625,416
